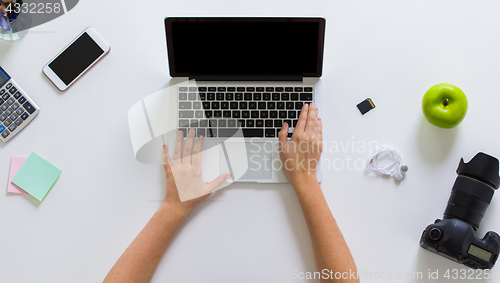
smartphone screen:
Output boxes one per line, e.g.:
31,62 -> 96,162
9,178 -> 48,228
48,32 -> 105,85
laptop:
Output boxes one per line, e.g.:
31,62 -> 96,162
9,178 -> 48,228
164,17 -> 326,183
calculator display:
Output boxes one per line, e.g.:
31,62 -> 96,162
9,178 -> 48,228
0,67 -> 9,87
48,32 -> 104,85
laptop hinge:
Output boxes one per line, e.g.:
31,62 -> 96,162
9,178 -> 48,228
188,75 -> 303,81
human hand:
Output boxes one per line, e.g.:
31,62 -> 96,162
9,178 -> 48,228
163,129 -> 231,216
278,103 -> 323,187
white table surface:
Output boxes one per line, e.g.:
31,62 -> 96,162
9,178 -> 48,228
2,0 -> 500,282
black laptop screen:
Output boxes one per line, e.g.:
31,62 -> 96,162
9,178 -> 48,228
165,18 -> 325,78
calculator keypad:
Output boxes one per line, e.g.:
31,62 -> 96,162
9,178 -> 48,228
0,78 -> 39,141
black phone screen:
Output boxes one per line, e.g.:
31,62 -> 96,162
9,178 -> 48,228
49,32 -> 104,85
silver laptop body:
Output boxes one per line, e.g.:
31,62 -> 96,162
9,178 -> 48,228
164,17 -> 326,183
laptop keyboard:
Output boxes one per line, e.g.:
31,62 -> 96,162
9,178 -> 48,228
178,86 -> 313,138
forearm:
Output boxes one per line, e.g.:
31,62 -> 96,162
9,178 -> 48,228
292,177 -> 359,283
103,203 -> 188,283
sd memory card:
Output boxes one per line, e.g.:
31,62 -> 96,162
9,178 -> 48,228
357,98 -> 375,115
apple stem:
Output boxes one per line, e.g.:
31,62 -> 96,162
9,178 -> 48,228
443,99 -> 449,107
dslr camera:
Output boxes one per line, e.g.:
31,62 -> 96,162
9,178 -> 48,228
420,152 -> 500,269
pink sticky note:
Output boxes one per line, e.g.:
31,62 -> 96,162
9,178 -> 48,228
7,156 -> 49,194
8,157 -> 29,194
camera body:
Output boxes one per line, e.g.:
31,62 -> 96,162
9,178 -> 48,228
420,219 -> 500,269
420,152 -> 500,269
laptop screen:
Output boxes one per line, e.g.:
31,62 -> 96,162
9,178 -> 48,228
165,18 -> 325,79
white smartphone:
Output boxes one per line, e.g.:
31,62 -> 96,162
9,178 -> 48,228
43,27 -> 110,91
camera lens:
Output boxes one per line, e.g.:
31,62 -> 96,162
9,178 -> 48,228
444,176 -> 494,230
429,228 -> 442,240
443,153 -> 500,230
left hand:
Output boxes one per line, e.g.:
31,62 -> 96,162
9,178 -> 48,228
163,129 -> 231,216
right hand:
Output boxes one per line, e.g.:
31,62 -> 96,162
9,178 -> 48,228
278,103 -> 323,187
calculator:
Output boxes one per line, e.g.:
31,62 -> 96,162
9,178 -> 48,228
0,66 -> 40,142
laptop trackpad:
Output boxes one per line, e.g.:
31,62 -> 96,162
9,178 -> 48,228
220,141 -> 272,180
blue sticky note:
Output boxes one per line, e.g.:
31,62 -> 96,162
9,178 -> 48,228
11,152 -> 62,201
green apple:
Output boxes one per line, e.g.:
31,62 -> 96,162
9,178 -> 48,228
422,83 -> 468,129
